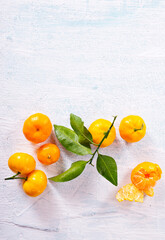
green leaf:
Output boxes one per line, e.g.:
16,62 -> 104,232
70,113 -> 93,147
78,126 -> 93,148
54,125 -> 92,155
49,161 -> 87,182
96,154 -> 118,186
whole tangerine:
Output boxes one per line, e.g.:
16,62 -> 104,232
23,113 -> 52,143
37,143 -> 60,165
88,119 -> 116,148
119,115 -> 146,143
23,170 -> 47,197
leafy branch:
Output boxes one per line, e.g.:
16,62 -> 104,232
49,114 -> 118,186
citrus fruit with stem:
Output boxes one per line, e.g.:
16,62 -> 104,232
23,113 -> 52,143
23,170 -> 47,197
8,153 -> 36,175
37,143 -> 60,165
88,119 -> 116,147
119,115 -> 146,143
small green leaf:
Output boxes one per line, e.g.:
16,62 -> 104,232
49,161 -> 87,182
54,125 -> 92,155
70,113 -> 93,147
96,154 -> 118,186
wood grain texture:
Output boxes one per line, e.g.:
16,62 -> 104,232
1,0 -> 165,239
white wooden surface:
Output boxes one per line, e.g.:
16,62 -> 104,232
1,1 -> 165,239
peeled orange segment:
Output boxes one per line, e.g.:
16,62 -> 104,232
144,188 -> 154,197
131,162 -> 162,191
116,184 -> 144,202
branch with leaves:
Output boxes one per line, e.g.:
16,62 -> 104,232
49,114 -> 118,186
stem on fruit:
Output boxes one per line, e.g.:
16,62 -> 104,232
5,172 -> 27,181
134,123 -> 144,132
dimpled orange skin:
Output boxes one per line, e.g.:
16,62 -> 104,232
119,115 -> 146,143
8,153 -> 36,175
23,170 -> 47,197
131,162 -> 162,191
37,143 -> 60,165
23,113 -> 52,143
88,119 -> 116,148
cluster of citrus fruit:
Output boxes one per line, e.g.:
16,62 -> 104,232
5,113 -> 60,197
88,115 -> 147,147
116,117 -> 162,202
89,116 -> 162,203
5,113 -> 162,202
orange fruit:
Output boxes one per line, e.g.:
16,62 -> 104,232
8,153 -> 36,175
23,170 -> 47,197
119,115 -> 146,143
37,143 -> 60,165
88,119 -> 116,147
116,184 -> 144,202
131,162 -> 162,191
23,113 -> 52,143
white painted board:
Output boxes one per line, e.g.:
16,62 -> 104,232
1,1 -> 165,239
